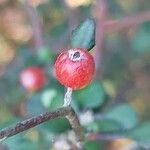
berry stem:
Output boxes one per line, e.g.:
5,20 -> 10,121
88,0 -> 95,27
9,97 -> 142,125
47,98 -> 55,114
63,87 -> 73,106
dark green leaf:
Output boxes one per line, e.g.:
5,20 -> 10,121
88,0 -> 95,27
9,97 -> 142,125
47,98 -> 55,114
41,89 -> 63,111
37,46 -> 54,64
49,21 -> 68,39
27,93 -> 46,116
85,120 -> 122,132
127,122 -> 150,148
105,104 -> 138,129
41,118 -> 70,133
4,134 -> 38,150
142,21 -> 150,32
131,30 -> 150,53
71,18 -> 96,51
0,117 -> 21,129
84,140 -> 103,150
74,81 -> 106,109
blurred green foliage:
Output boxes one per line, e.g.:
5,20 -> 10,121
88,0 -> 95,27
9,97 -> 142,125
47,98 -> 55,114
0,0 -> 150,150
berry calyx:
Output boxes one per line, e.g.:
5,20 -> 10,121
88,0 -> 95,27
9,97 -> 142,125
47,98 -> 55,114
55,48 -> 95,90
20,66 -> 46,92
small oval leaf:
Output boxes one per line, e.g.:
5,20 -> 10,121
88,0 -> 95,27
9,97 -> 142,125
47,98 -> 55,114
127,122 -> 150,148
74,81 -> 106,109
71,18 -> 96,51
105,104 -> 138,129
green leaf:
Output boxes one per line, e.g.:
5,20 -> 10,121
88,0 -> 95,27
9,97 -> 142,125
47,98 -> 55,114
41,118 -> 70,133
74,81 -> 106,109
84,140 -> 103,150
131,22 -> 150,53
71,18 -> 96,51
131,30 -> 150,53
127,122 -> 150,148
27,89 -> 64,115
27,93 -> 46,116
105,104 -> 138,129
142,21 -> 150,31
0,117 -> 21,129
37,46 -> 54,64
85,120 -> 122,132
41,89 -> 63,111
4,134 -> 38,150
97,120 -> 122,131
49,21 -> 68,39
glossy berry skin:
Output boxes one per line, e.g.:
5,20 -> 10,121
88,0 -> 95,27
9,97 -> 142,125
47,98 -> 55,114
20,67 -> 46,92
55,48 -> 95,90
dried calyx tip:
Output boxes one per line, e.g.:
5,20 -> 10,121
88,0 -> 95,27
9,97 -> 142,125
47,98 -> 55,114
69,50 -> 82,61
73,51 -> 80,59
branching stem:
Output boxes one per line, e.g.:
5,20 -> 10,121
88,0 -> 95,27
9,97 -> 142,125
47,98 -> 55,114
0,106 -> 84,143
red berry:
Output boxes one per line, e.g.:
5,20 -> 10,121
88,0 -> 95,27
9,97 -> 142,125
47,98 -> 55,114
55,48 -> 95,90
20,67 -> 46,92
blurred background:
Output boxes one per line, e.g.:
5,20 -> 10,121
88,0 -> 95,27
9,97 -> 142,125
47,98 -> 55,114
0,0 -> 150,149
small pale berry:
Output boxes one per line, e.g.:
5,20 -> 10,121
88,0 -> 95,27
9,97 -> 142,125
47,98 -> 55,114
20,67 -> 46,92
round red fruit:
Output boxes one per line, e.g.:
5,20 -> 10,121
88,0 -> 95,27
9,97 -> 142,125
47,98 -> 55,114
55,48 -> 95,90
20,67 -> 46,92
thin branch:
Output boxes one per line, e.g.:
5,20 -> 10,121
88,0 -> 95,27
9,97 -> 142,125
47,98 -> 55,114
66,109 -> 84,142
95,0 -> 108,74
104,10 -> 150,32
0,106 -> 84,142
24,0 -> 44,50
